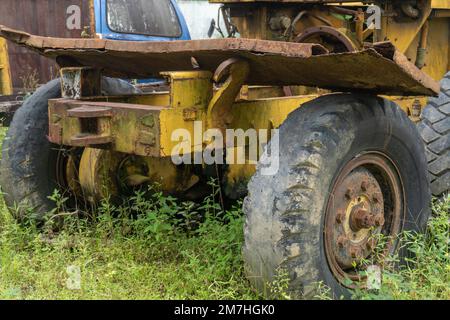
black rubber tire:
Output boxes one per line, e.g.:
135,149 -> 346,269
243,93 -> 431,299
0,77 -> 140,221
418,72 -> 450,196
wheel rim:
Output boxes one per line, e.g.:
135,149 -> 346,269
55,147 -> 83,196
324,152 -> 405,287
295,26 -> 357,53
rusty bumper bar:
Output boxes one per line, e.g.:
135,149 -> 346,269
0,25 -> 440,96
49,99 -> 163,157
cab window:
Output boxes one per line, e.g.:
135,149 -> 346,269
107,0 -> 182,37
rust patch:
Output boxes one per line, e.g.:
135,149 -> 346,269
48,99 -> 164,156
0,25 -> 440,96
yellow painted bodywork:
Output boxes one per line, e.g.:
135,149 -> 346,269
0,38 -> 12,95
213,0 -> 450,76
432,0 -> 450,9
210,0 -> 449,189
57,0 -> 450,198
78,147 -> 199,201
159,71 -> 212,157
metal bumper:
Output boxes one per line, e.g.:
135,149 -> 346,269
48,99 -> 163,157
0,25 -> 440,96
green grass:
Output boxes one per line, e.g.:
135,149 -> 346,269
0,185 -> 259,300
0,126 -> 448,300
352,195 -> 450,300
0,186 -> 447,301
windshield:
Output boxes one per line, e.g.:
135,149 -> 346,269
107,0 -> 182,37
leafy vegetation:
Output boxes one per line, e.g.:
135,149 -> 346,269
0,127 -> 448,300
352,195 -> 450,300
0,189 -> 447,300
0,183 -> 258,299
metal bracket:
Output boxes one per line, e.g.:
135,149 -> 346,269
60,67 -> 102,99
207,58 -> 249,132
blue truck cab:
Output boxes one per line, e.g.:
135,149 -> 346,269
93,0 -> 191,83
94,0 -> 191,41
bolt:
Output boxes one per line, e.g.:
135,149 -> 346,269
350,247 -> 361,259
373,193 -> 382,204
337,236 -> 348,248
336,211 -> 345,224
351,208 -> 376,231
361,181 -> 368,192
345,188 -> 353,200
375,215 -> 385,227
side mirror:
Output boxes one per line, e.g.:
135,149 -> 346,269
207,19 -> 216,38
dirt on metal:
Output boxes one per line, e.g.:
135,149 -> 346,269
0,25 -> 440,96
324,152 -> 404,286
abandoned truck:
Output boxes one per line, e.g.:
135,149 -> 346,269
0,0 -> 191,124
0,0 -> 449,298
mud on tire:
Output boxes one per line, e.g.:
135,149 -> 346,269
243,93 -> 431,299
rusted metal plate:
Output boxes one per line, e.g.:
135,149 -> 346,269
0,0 -> 91,89
48,99 -> 164,156
0,25 -> 440,96
60,67 -> 102,99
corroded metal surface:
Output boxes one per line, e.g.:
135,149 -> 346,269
60,67 -> 102,99
48,98 -> 163,156
0,25 -> 440,96
324,152 -> 404,286
0,0 -> 91,88
208,58 -> 250,131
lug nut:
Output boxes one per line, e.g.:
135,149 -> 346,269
361,181 -> 368,191
350,247 -> 361,259
375,215 -> 385,227
336,211 -> 345,224
373,193 -> 382,204
337,236 -> 348,248
345,188 -> 353,200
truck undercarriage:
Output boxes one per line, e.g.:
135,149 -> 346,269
0,0 -> 449,298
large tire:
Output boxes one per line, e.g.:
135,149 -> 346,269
0,77 -> 139,221
243,94 -> 431,299
418,72 -> 450,196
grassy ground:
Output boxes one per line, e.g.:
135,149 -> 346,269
351,196 -> 449,300
0,127 -> 448,300
0,188 -> 259,299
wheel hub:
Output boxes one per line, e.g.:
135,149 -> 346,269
76,148 -> 201,203
324,152 -> 405,287
329,168 -> 385,270
350,207 -> 385,232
